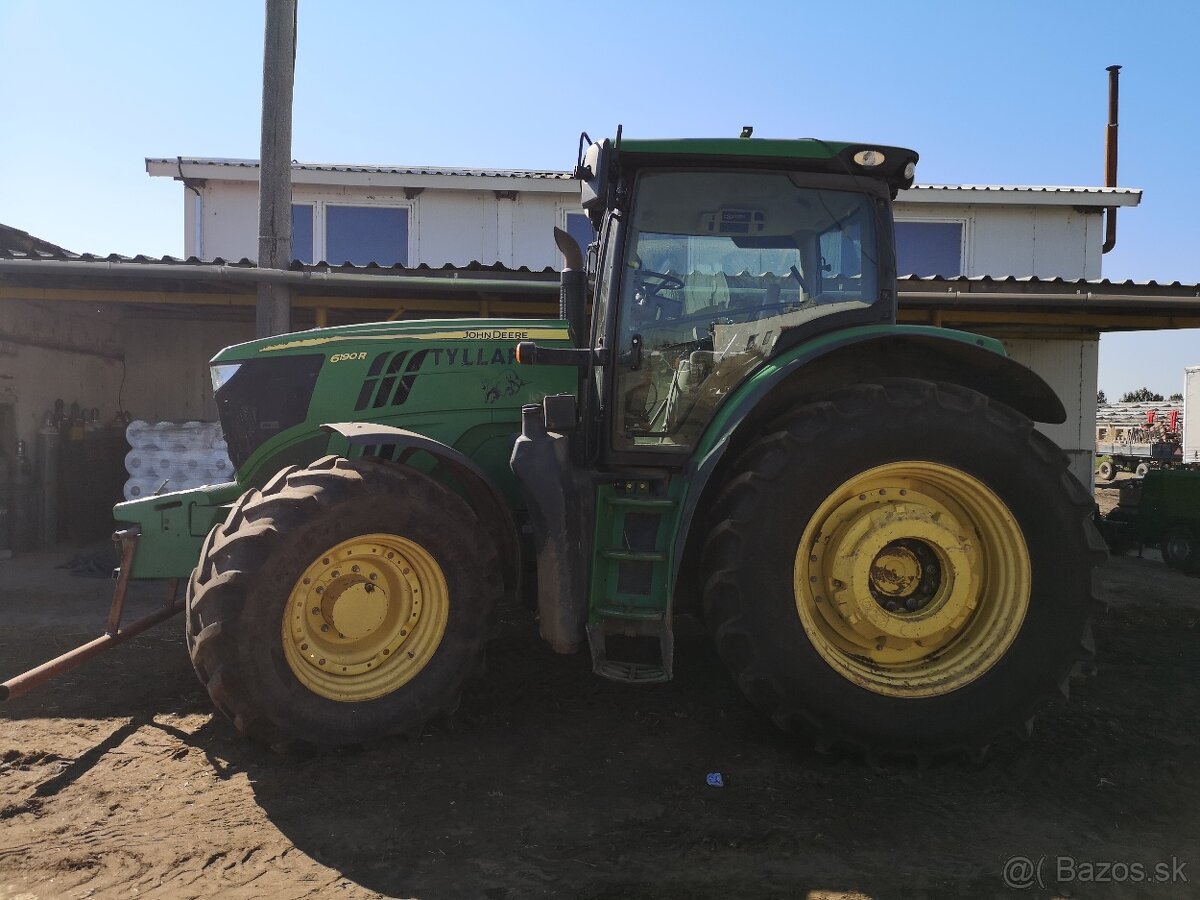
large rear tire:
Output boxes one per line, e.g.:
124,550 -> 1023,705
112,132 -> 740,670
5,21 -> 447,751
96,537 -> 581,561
702,379 -> 1105,762
186,456 -> 501,751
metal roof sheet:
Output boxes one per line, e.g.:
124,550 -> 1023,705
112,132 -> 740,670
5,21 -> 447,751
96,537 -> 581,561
148,157 -> 573,181
905,184 -> 1140,196
3,250 -> 1197,293
147,159 -> 1141,201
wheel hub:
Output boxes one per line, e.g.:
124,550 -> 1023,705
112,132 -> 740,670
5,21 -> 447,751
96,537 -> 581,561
868,539 -> 942,613
281,533 -> 449,702
321,577 -> 389,640
793,462 -> 1031,698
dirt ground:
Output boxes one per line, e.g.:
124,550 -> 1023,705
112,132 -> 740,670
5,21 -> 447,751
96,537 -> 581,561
2,523 -> 1199,900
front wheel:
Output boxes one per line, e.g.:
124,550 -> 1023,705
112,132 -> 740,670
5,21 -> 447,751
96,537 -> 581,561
186,456 -> 500,751
1162,526 -> 1198,573
702,379 -> 1104,762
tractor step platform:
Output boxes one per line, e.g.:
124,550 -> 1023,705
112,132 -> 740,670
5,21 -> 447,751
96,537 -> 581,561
586,617 -> 673,684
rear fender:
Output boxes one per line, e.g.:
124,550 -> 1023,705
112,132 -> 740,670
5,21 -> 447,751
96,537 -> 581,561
670,325 -> 1065,608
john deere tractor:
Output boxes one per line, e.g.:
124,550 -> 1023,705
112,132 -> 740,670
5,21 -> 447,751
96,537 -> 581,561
109,134 -> 1102,760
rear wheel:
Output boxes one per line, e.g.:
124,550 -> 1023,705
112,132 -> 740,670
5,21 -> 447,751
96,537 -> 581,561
1135,462 -> 1151,479
1162,526 -> 1198,573
186,456 -> 500,751
702,379 -> 1104,762
1097,460 -> 1115,481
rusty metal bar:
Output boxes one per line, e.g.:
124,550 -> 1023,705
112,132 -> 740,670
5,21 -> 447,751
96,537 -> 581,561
103,529 -> 139,635
0,530 -> 185,703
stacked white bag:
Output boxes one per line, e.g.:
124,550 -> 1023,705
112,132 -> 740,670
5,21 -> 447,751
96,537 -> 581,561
123,420 -> 234,500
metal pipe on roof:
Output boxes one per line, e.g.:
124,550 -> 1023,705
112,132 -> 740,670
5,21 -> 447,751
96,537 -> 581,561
1102,65 -> 1122,254
0,257 -> 560,294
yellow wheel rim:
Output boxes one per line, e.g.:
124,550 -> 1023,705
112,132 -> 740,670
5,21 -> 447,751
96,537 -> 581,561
793,462 -> 1030,698
281,533 -> 449,702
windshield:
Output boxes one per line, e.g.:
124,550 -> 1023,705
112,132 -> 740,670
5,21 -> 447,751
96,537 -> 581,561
612,170 -> 880,450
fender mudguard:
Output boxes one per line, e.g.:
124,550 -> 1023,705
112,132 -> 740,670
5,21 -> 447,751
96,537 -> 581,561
670,325 -> 1066,602
322,422 -> 521,603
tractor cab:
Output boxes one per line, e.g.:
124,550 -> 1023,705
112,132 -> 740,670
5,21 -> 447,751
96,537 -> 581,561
550,135 -> 917,460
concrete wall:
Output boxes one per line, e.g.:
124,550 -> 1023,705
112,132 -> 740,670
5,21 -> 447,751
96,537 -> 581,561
0,300 -> 125,452
121,317 -> 254,422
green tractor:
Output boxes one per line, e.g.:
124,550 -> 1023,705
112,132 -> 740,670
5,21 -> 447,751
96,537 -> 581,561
112,134 -> 1102,759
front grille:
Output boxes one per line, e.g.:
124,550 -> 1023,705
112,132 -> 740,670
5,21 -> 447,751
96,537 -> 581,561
217,355 -> 324,468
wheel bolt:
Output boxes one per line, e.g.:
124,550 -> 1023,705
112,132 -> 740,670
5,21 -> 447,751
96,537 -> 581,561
311,607 -> 320,615
331,570 -> 340,578
352,565 -> 360,573
321,625 -> 329,632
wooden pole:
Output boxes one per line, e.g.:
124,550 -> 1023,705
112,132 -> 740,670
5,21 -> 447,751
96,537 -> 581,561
256,0 -> 297,337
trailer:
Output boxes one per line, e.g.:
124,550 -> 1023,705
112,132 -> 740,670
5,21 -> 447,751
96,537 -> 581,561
1095,401 -> 1184,480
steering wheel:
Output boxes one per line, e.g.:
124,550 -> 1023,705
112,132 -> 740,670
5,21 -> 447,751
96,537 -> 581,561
631,269 -> 685,323
638,269 -> 684,291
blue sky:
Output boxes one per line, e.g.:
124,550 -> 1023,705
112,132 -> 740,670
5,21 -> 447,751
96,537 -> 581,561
1,0 -> 1197,397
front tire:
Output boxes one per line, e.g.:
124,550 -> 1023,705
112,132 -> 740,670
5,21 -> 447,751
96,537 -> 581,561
1162,526 -> 1198,573
702,379 -> 1104,762
186,456 -> 501,751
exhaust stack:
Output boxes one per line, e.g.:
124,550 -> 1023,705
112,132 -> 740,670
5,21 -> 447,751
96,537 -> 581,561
1102,64 -> 1121,254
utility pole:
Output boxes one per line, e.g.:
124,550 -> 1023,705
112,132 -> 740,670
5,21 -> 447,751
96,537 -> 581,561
256,0 -> 297,337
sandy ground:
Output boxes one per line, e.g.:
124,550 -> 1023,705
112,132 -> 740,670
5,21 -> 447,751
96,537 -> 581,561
1,529 -> 1198,900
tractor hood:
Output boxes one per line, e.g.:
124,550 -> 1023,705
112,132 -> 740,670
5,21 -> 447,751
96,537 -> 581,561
211,317 -> 571,364
208,317 -> 577,484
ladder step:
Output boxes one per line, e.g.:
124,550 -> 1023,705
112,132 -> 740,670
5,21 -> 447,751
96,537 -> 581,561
595,606 -> 664,621
601,549 -> 666,562
605,497 -> 677,509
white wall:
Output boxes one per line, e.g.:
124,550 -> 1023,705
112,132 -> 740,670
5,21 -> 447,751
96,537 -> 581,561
1001,337 -> 1099,487
196,181 -> 569,269
894,202 -> 1102,279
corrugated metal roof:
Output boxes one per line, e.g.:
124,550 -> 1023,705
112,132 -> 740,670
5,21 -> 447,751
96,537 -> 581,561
897,274 -> 1199,293
150,159 -> 1142,195
148,157 -> 574,181
904,184 -> 1140,197
0,247 -> 559,274
0,223 -> 71,256
3,250 -> 1198,293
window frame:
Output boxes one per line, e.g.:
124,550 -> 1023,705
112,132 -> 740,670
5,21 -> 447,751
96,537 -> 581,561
893,216 -> 970,278
288,198 -> 418,266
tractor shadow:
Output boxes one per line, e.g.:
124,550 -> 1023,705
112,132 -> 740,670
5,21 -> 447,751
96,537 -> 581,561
242,599 -> 1200,899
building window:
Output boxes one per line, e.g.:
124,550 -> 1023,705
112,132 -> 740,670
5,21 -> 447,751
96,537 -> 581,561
326,205 -> 410,266
895,221 -> 964,277
291,204 -> 314,264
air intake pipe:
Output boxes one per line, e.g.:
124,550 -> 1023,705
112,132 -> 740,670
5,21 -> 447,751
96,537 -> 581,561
554,227 -> 587,345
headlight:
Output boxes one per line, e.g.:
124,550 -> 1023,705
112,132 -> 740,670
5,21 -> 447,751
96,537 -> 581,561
210,363 -> 242,393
